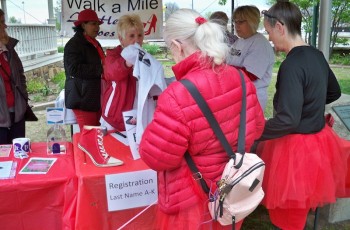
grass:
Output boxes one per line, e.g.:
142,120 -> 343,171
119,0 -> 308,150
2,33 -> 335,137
331,53 -> 350,65
159,60 -> 175,78
57,46 -> 64,53
143,43 -> 162,55
27,78 -> 46,94
52,71 -> 66,91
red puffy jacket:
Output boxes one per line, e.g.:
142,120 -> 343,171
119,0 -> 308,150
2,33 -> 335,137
139,52 -> 265,214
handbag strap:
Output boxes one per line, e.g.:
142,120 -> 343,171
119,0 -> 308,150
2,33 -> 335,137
182,69 -> 246,193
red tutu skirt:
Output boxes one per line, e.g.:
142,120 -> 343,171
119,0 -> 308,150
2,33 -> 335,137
258,125 -> 349,210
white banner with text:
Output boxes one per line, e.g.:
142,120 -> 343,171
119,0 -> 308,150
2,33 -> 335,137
61,0 -> 163,39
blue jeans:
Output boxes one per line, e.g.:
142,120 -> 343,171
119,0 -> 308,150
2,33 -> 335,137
0,112 -> 25,144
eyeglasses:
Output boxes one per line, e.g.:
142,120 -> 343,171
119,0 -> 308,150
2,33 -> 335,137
261,10 -> 284,26
233,20 -> 247,25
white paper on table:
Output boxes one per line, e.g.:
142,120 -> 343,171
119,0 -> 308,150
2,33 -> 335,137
0,161 -> 14,179
122,109 -> 140,160
105,169 -> 158,212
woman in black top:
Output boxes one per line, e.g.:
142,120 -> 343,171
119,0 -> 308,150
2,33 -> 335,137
258,1 -> 349,229
64,9 -> 105,131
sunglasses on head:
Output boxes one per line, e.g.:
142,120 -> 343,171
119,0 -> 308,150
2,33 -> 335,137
262,10 -> 284,26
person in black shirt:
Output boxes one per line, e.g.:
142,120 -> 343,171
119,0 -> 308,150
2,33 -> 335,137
257,1 -> 349,229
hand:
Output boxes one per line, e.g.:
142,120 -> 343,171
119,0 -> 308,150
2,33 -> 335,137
125,61 -> 133,68
325,113 -> 334,127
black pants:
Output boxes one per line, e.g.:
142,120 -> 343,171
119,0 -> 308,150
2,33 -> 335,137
0,112 -> 25,144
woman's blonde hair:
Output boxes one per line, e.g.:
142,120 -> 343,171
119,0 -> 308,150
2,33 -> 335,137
164,9 -> 228,66
117,14 -> 144,39
233,5 -> 260,33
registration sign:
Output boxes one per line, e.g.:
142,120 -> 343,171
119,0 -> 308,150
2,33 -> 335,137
105,169 -> 158,211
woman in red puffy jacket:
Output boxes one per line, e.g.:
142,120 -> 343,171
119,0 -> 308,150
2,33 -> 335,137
139,9 -> 265,230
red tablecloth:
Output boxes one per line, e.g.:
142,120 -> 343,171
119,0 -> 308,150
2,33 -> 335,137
0,142 -> 77,230
73,133 -> 156,230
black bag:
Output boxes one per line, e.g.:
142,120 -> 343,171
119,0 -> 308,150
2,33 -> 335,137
25,103 -> 38,121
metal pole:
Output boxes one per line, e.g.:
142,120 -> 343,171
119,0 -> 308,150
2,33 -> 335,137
311,3 -> 319,47
22,1 -> 26,24
1,0 -> 8,22
231,0 -> 235,33
47,0 -> 55,24
318,0 -> 332,61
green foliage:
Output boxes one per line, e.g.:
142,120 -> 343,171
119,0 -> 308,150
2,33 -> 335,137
330,53 -> 350,65
32,95 -> 43,102
56,21 -> 61,31
334,37 -> 349,47
218,0 -> 227,5
8,16 -> 21,24
338,78 -> 350,95
143,43 -> 161,55
160,60 -> 175,78
41,85 -> 52,96
332,67 -> 350,94
274,52 -> 286,68
57,46 -> 64,53
27,79 -> 45,94
27,72 -> 65,96
52,71 -> 65,90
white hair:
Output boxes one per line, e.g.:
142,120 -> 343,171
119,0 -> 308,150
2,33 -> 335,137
164,8 -> 229,66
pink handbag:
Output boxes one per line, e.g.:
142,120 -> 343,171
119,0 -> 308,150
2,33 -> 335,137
208,153 -> 265,224
181,69 -> 265,227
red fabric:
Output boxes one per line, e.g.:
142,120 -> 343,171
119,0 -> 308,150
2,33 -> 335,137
0,52 -> 15,108
84,34 -> 105,66
139,52 -> 265,214
72,109 -> 100,131
269,207 -> 309,230
101,45 -> 136,131
154,190 -> 244,230
343,138 -> 350,197
0,142 -> 77,230
258,125 -> 350,210
73,133 -> 157,229
231,66 -> 258,81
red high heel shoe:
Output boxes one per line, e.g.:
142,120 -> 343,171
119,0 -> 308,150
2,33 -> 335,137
78,126 -> 123,167
144,14 -> 157,35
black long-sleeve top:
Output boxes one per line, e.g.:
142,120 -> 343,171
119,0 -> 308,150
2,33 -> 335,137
259,46 -> 341,141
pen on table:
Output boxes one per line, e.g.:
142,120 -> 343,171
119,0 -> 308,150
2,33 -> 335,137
115,131 -> 127,138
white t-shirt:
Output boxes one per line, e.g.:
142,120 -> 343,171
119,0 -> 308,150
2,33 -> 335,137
122,44 -> 167,144
227,33 -> 275,111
